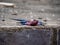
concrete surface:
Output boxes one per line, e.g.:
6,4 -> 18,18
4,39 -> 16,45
0,0 -> 60,26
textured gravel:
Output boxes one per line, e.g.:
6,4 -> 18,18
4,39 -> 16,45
0,0 -> 60,26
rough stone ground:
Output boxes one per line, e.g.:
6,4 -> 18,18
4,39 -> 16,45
0,0 -> 60,26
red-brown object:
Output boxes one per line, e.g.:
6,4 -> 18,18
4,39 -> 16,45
26,19 -> 38,26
